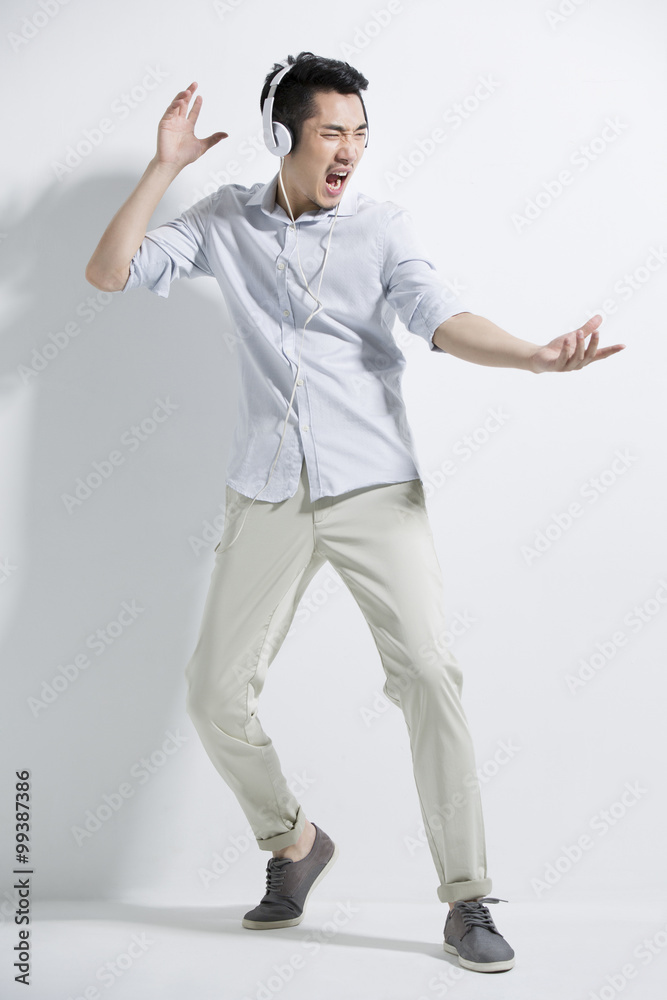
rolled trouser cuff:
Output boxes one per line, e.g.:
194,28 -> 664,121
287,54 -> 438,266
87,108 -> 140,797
437,877 -> 493,904
255,804 -> 307,851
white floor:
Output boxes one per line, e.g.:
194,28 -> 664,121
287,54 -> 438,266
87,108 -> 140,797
2,899 -> 666,1000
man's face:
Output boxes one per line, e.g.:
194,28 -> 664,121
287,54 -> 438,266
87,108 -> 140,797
277,90 -> 367,218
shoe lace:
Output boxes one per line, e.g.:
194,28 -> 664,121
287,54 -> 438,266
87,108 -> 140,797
265,858 -> 291,893
455,896 -> 508,938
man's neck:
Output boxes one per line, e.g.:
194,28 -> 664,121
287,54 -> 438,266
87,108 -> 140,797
275,176 -> 320,220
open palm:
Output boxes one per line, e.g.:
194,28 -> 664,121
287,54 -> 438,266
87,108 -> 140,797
531,314 -> 626,373
156,82 -> 227,170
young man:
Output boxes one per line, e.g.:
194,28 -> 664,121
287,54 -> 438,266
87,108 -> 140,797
85,52 -> 624,974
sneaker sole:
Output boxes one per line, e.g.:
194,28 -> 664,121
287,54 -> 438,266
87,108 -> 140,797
242,841 -> 340,929
443,941 -> 515,973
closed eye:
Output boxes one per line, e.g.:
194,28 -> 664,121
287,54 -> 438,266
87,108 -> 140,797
320,131 -> 367,140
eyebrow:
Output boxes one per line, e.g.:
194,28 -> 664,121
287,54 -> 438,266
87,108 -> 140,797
319,123 -> 367,131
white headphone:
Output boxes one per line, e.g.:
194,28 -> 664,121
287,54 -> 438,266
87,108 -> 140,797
217,58 -> 364,553
262,60 -> 296,157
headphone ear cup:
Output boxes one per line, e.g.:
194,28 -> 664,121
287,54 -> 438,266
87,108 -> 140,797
271,120 -> 292,157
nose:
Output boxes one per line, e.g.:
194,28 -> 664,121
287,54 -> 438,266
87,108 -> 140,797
335,137 -> 359,165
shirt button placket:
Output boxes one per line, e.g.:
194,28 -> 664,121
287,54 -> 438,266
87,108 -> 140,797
279,224 -> 296,360
280,220 -> 314,491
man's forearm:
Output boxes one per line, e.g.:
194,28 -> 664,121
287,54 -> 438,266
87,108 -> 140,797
433,312 -> 538,372
85,157 -> 181,292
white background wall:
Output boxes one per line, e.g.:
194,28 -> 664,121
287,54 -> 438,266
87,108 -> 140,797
1,0 -> 665,936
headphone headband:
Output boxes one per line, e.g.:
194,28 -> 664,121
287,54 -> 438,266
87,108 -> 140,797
262,58 -> 369,157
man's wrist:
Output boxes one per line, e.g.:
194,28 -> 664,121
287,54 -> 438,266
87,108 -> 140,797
518,345 -> 540,374
147,156 -> 183,183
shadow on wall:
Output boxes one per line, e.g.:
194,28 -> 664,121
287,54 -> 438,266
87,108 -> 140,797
1,173 -> 240,899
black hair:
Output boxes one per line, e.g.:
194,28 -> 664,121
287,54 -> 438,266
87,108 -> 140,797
260,51 -> 369,153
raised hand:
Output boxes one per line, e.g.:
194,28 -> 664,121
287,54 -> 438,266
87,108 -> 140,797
530,314 -> 626,373
155,82 -> 228,170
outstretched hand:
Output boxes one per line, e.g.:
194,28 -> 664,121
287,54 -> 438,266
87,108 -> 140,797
530,315 -> 625,373
155,82 -> 228,171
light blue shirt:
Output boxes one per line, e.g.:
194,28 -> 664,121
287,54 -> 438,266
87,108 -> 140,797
121,171 -> 468,501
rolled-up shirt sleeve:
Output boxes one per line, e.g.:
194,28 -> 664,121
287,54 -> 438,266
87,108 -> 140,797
381,205 -> 469,353
121,190 -> 219,298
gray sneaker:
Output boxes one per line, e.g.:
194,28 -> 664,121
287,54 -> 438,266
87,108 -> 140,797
242,823 -> 339,929
443,896 -> 515,972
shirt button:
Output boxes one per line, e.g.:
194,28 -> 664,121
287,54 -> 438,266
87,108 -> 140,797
277,262 -> 285,270
288,224 -> 295,231
283,309 -> 290,317
302,424 -> 309,432
296,379 -> 304,386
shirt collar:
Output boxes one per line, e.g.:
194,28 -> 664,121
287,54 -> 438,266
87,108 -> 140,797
247,170 -> 358,220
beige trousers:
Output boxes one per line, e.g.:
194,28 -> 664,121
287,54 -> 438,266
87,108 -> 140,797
185,456 -> 492,903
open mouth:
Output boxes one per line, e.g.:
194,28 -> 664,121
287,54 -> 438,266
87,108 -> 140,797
325,170 -> 350,195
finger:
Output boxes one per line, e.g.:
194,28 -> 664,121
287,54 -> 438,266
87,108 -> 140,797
170,84 -> 196,106
590,344 -> 626,362
559,335 -> 573,368
565,331 -> 585,370
164,97 -> 189,121
187,94 -> 203,122
163,94 -> 188,117
203,132 -> 229,150
569,314 -> 602,346
178,85 -> 197,116
565,332 -> 581,368
172,83 -> 197,115
582,313 -> 603,333
582,329 -> 599,362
